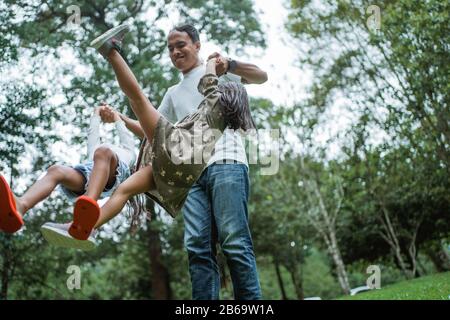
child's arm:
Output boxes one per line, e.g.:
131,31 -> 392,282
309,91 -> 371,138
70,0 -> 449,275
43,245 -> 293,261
198,58 -> 219,97
118,111 -> 145,139
205,57 -> 217,75
105,108 -> 137,151
87,107 -> 102,160
99,103 -> 145,139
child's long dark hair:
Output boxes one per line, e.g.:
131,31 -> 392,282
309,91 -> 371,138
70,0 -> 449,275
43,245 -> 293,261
218,82 -> 256,131
126,138 -> 151,234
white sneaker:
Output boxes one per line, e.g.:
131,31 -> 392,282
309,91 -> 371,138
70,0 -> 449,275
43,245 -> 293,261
40,222 -> 98,251
90,23 -> 130,57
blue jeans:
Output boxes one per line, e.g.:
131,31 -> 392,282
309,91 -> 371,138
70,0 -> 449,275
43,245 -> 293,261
182,162 -> 262,300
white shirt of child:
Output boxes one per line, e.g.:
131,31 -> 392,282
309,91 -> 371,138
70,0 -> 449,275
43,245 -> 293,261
87,114 -> 137,168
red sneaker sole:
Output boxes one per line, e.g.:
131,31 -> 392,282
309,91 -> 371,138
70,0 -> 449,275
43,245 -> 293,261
0,175 -> 24,233
69,196 -> 100,240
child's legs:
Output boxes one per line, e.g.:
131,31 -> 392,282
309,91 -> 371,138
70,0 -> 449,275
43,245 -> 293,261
18,165 -> 85,214
85,147 -> 118,200
94,165 -> 154,229
107,50 -> 160,142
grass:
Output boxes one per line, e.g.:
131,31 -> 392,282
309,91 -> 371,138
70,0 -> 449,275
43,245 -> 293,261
338,272 -> 450,300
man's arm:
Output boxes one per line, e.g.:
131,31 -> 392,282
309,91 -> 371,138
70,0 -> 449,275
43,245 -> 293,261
208,52 -> 268,84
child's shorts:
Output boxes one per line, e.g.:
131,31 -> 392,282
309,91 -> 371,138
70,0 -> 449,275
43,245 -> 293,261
60,159 -> 131,201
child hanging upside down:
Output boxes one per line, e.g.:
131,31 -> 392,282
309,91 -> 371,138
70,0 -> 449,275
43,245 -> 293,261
0,104 -> 136,250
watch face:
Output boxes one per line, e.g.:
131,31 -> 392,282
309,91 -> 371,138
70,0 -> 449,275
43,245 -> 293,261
229,60 -> 237,72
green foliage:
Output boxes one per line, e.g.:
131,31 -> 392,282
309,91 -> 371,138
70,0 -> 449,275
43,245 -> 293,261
286,0 -> 450,165
302,248 -> 342,299
339,271 -> 450,300
283,0 -> 450,282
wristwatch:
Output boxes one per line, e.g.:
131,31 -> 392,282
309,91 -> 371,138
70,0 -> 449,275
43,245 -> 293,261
226,58 -> 237,74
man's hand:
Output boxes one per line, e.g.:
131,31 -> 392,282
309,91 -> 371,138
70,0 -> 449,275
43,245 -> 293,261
208,52 -> 268,84
99,104 -> 120,123
208,52 -> 228,76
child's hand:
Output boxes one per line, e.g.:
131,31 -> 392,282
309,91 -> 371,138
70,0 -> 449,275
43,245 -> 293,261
207,52 -> 228,76
99,105 -> 120,123
94,105 -> 105,115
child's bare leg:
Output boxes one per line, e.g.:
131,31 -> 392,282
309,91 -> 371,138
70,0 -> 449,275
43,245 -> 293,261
106,50 -> 160,142
94,165 -> 154,228
17,165 -> 85,214
85,147 -> 118,200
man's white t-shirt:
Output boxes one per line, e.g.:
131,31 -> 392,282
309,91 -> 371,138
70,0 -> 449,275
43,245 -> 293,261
157,64 -> 248,167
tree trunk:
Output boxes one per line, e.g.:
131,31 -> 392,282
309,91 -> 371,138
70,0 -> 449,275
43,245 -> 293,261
424,244 -> 450,272
407,241 -> 420,278
438,245 -> 450,270
406,216 -> 424,278
327,230 -> 351,295
274,260 -> 288,300
0,170 -> 15,299
313,177 -> 350,294
1,260 -> 9,300
0,235 -> 12,300
287,265 -> 304,300
147,205 -> 171,300
299,159 -> 351,295
378,204 -> 414,279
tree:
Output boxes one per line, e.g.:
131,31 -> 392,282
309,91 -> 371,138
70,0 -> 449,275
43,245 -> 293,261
285,0 -> 449,279
286,0 -> 449,168
0,4 -> 64,298
300,162 -> 350,294
337,142 -> 450,278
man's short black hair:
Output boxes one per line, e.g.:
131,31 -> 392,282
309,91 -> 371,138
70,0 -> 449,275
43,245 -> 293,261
170,24 -> 200,43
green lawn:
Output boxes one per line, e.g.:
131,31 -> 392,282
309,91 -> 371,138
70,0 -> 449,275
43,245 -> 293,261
338,272 -> 450,300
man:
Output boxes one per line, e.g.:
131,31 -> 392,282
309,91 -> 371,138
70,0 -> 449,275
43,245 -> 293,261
118,24 -> 267,299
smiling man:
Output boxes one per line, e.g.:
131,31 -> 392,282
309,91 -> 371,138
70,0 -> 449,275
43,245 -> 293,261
119,24 -> 268,300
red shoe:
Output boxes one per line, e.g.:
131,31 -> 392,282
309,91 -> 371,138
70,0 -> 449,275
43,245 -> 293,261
69,196 -> 100,240
0,174 -> 24,233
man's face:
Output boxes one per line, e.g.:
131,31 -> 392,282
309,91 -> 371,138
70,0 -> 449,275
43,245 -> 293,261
167,30 -> 200,74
